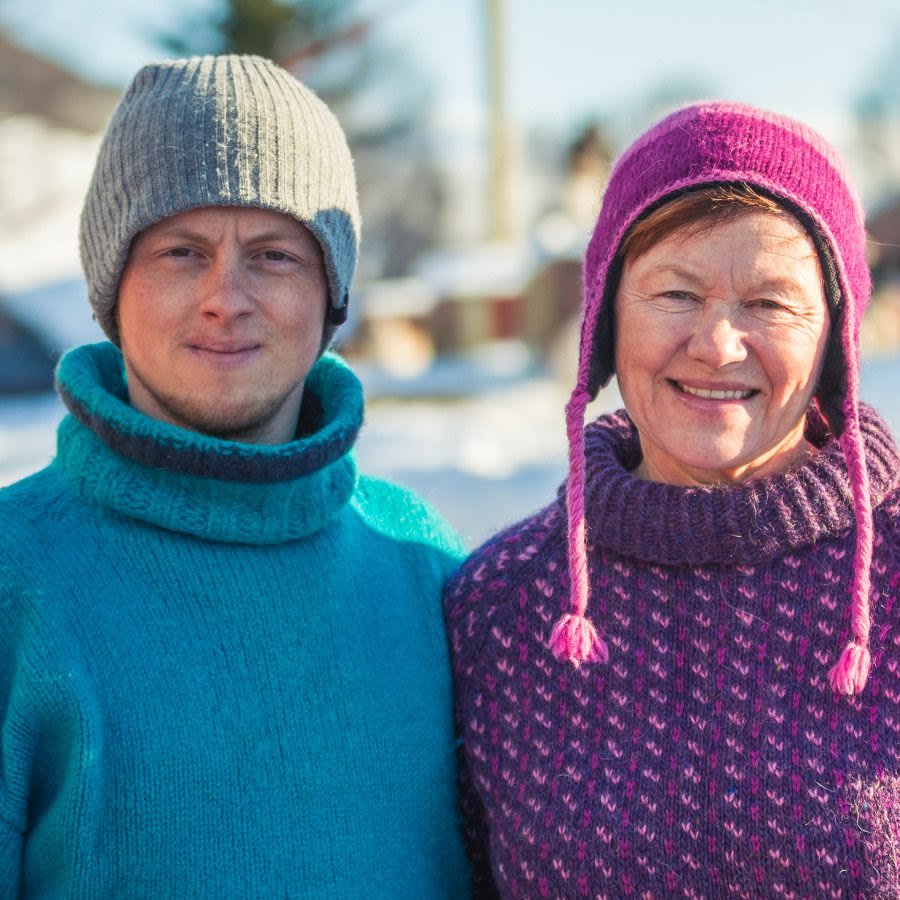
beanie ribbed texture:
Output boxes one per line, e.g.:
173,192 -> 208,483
554,102 -> 876,695
79,54 -> 360,349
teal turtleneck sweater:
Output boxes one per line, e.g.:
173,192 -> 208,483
0,343 -> 470,898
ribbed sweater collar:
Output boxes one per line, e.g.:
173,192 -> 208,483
579,405 -> 899,566
53,342 -> 362,545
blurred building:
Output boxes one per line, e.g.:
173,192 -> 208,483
869,195 -> 900,283
347,121 -> 611,382
863,194 -> 900,356
0,34 -> 114,391
0,33 -> 116,291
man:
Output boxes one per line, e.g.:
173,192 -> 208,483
0,55 -> 470,897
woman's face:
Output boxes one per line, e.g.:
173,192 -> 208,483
614,210 -> 830,485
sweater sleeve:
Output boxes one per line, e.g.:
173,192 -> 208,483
0,482 -> 98,900
0,608 -> 37,900
0,560 -> 26,900
351,474 -> 467,570
456,738 -> 501,898
443,500 -> 565,893
444,498 -> 562,676
444,553 -> 502,894
0,828 -> 20,900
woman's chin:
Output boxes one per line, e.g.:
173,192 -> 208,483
639,433 -> 809,486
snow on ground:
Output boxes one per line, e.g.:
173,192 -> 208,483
0,391 -> 64,487
1,357 -> 897,551
356,376 -> 622,548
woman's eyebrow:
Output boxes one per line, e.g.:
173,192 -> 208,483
747,275 -> 812,294
641,265 -> 811,295
642,263 -> 705,284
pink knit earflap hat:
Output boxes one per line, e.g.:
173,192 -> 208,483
549,101 -> 875,695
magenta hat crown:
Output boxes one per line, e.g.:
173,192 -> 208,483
555,101 -> 876,696
580,101 -> 870,407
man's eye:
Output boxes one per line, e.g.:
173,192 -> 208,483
166,247 -> 193,258
263,250 -> 289,261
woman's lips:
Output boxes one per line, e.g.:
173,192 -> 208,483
669,379 -> 758,401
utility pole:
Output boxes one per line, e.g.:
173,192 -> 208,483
485,0 -> 512,242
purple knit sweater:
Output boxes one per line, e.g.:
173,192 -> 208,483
445,405 -> 900,899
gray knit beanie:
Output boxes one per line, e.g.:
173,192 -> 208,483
79,54 -> 360,350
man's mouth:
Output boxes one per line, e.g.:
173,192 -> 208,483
187,343 -> 262,367
190,342 -> 259,354
670,380 -> 757,401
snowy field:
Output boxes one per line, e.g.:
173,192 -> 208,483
1,355 -> 897,551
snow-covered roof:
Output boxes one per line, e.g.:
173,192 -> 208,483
356,277 -> 438,318
411,242 -> 535,299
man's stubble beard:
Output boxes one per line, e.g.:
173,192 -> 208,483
125,359 -> 302,443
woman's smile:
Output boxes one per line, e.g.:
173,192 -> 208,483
669,380 -> 758,402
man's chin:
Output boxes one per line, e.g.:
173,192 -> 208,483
152,395 -> 290,443
181,410 -> 275,442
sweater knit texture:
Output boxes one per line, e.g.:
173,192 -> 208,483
445,406 -> 900,898
0,342 -> 470,899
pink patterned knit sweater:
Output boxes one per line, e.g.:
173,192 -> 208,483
445,405 -> 900,899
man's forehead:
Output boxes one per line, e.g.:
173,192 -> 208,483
138,206 -> 315,243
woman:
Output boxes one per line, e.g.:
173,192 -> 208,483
445,102 -> 900,897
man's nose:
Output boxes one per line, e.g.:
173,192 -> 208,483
197,255 -> 255,321
686,305 -> 748,368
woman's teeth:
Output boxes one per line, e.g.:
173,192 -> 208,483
677,383 -> 754,400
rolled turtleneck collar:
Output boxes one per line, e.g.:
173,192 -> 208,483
579,405 -> 899,567
52,342 -> 362,545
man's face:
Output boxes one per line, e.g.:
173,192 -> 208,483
117,206 -> 328,445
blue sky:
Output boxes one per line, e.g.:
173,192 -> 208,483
377,0 -> 900,135
2,0 -> 899,145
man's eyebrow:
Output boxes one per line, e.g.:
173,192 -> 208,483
141,226 -> 211,244
143,227 -> 308,244
246,229 -> 310,244
174,228 -> 210,240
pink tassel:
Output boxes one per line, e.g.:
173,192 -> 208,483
549,613 -> 609,667
828,641 -> 871,695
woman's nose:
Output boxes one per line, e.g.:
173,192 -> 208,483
686,305 -> 748,368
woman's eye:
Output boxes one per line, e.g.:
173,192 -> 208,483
662,290 -> 696,301
262,250 -> 290,261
